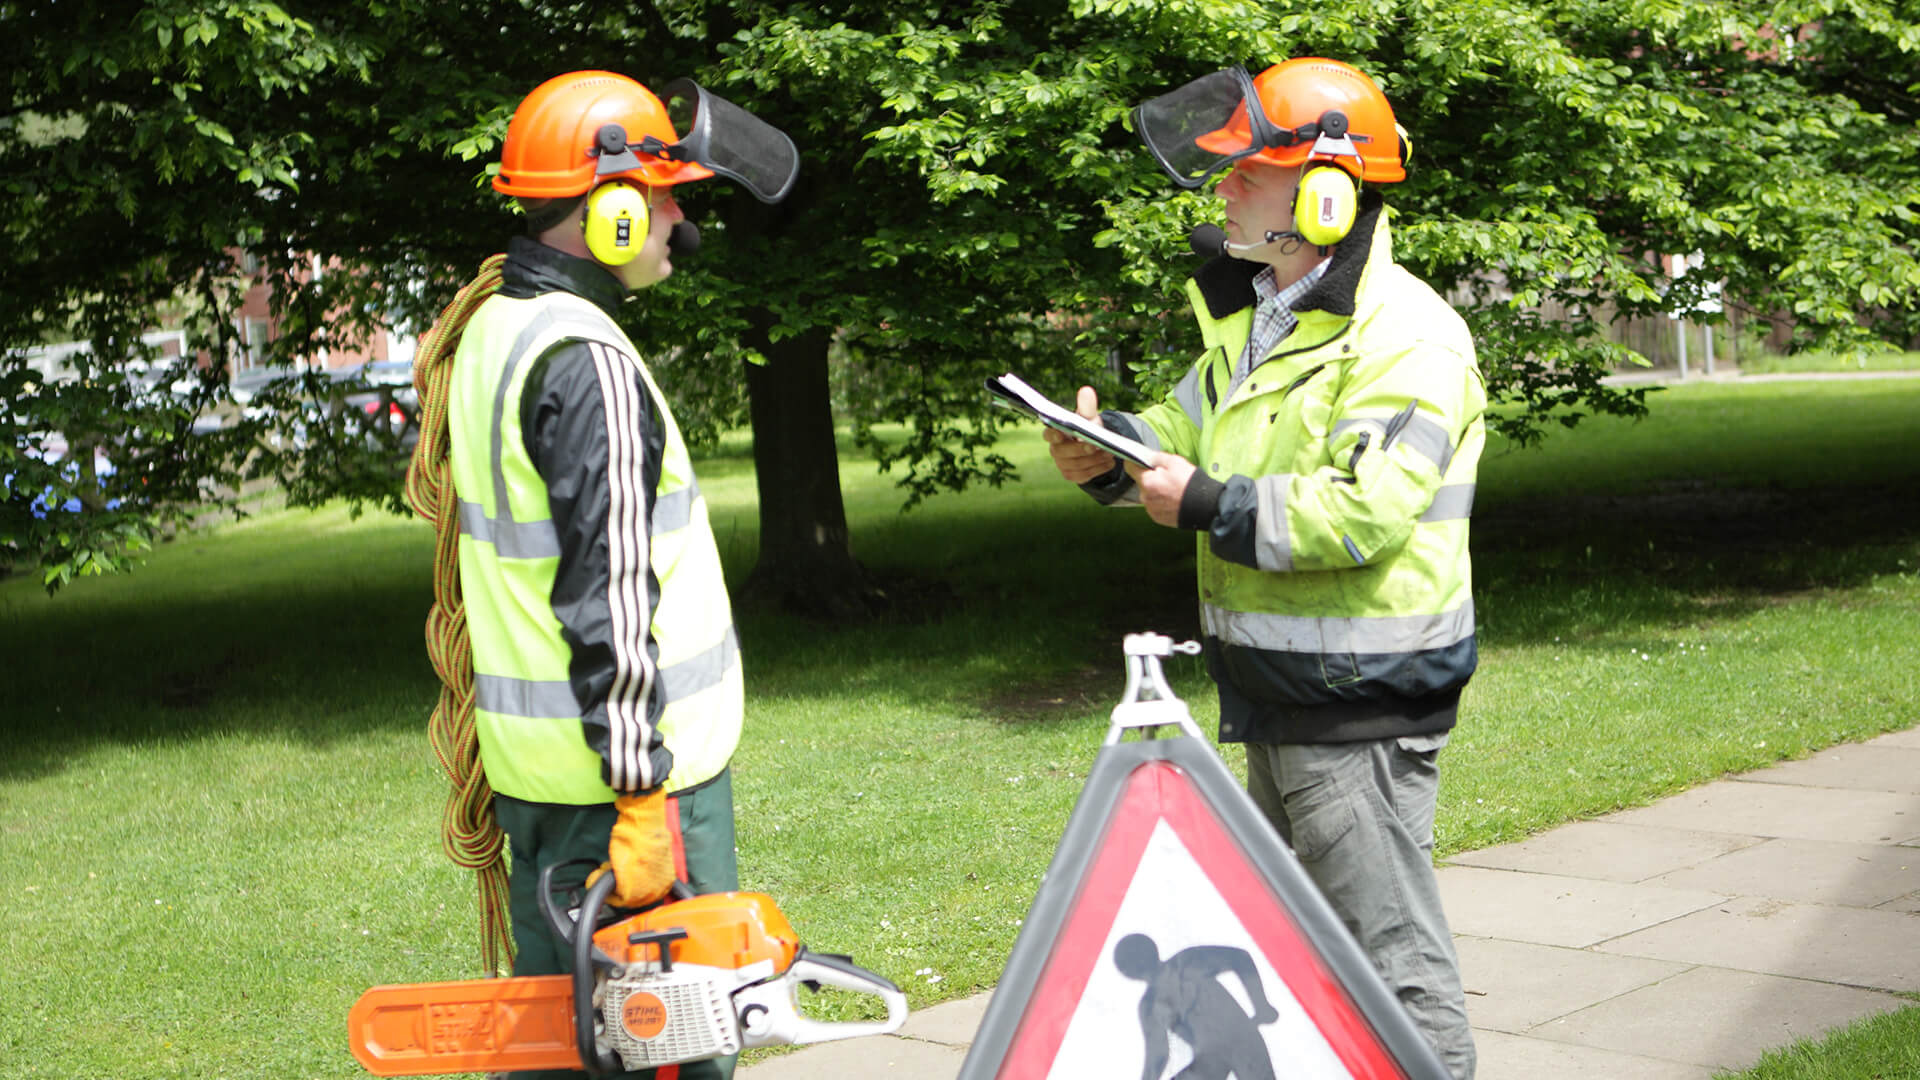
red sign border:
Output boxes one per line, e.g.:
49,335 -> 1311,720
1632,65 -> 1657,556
958,735 -> 1449,1080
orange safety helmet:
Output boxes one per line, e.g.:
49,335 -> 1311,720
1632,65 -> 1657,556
1196,59 -> 1406,183
494,71 -> 714,199
1135,58 -> 1409,190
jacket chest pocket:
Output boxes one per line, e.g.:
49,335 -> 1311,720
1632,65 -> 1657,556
1217,361 -> 1337,471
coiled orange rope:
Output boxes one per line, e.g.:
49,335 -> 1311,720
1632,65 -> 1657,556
405,253 -> 513,974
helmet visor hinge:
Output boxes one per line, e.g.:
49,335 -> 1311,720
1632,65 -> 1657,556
590,126 -> 692,178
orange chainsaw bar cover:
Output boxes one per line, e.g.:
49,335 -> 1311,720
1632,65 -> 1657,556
349,892 -> 801,1076
349,975 -> 580,1076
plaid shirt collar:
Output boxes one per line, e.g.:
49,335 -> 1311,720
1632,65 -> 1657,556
1235,259 -> 1332,389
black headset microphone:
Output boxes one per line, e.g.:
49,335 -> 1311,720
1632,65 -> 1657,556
1188,222 -> 1304,258
667,220 -> 701,258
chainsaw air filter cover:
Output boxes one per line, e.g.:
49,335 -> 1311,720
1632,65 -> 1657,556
602,967 -> 740,1069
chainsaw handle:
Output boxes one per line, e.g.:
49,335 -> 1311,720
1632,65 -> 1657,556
536,859 -> 597,954
535,859 -> 696,953
736,950 -> 909,1049
572,869 -> 624,1077
536,860 -> 697,1078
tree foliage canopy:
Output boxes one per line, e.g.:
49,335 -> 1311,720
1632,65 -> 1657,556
5,0 -> 1917,592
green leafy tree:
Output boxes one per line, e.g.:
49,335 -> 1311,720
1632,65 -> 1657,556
6,0 -> 1917,605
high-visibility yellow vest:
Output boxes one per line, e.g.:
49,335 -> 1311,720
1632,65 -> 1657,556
448,290 -> 741,802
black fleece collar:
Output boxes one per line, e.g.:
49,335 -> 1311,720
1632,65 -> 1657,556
501,234 -> 626,318
1188,190 -> 1387,321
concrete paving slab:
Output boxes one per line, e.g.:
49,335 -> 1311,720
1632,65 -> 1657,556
1437,865 -> 1725,948
737,723 -> 1920,1080
1650,837 -> 1920,907
1473,1028 -> 1714,1080
1445,821 -> 1762,883
1871,727 -> 1920,750
896,991 -> 992,1046
1522,965 -> 1908,1071
1454,935 -> 1690,1033
1738,744 -> 1920,794
737,1036 -> 965,1079
1606,779 -> 1920,844
1598,895 -> 1920,992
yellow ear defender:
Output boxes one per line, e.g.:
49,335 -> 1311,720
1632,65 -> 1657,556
1293,164 -> 1358,247
583,181 -> 651,266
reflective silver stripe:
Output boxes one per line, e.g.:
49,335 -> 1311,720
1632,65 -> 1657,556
470,630 -> 738,720
1389,412 -> 1456,473
471,304 -> 624,559
653,482 -> 698,535
1420,484 -> 1476,523
1332,417 -> 1385,441
1201,598 -> 1475,654
1253,474 -> 1294,572
1112,413 -> 1162,453
1173,366 -> 1205,429
458,499 -> 560,558
658,628 -> 740,702
1334,413 -> 1454,474
474,673 -> 578,718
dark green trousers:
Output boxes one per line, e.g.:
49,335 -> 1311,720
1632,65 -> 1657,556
494,768 -> 739,1080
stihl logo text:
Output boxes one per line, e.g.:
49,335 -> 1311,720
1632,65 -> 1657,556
429,1002 -> 496,1052
623,992 -> 669,1040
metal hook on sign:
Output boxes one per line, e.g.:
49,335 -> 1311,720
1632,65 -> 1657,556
1104,632 -> 1205,744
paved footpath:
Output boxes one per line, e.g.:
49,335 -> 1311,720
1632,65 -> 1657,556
742,725 -> 1920,1078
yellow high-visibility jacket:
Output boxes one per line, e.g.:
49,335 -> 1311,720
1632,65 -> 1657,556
1095,196 -> 1485,744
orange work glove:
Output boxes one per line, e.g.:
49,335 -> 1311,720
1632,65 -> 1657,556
588,788 -> 676,909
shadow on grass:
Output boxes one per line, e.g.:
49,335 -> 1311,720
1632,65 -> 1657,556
1,572 -> 439,785
728,474 -> 1920,723
1474,479 -> 1920,648
5,470 -> 1918,784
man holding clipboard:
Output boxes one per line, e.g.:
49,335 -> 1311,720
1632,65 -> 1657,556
1039,58 -> 1486,1080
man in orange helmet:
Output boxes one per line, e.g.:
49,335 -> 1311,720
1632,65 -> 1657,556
445,70 -> 796,1080
1048,59 -> 1482,1078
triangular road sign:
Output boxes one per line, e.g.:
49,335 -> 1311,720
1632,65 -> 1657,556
960,636 -> 1449,1080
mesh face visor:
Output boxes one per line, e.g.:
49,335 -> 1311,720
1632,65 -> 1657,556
1133,66 -> 1278,190
660,79 -> 800,203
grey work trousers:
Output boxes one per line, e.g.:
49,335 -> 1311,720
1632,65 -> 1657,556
1245,737 -> 1476,1080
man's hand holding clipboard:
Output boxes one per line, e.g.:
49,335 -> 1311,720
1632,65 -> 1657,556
985,373 -> 1156,469
990,374 -> 1200,528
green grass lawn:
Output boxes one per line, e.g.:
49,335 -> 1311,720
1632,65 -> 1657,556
3,377 -> 1918,1077
1716,1003 -> 1920,1080
1736,348 -> 1920,375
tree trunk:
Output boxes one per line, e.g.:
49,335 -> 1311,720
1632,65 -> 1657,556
740,323 -> 884,620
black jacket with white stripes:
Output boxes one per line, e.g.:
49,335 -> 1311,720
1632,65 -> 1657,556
499,235 -> 675,797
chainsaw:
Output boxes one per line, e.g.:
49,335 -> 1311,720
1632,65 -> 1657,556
348,860 -> 908,1075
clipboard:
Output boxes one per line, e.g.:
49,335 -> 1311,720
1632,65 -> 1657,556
985,373 -> 1157,468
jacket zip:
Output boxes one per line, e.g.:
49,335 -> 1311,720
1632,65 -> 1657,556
1336,430 -> 1370,483
1260,321 -> 1353,377
1284,363 -> 1330,398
